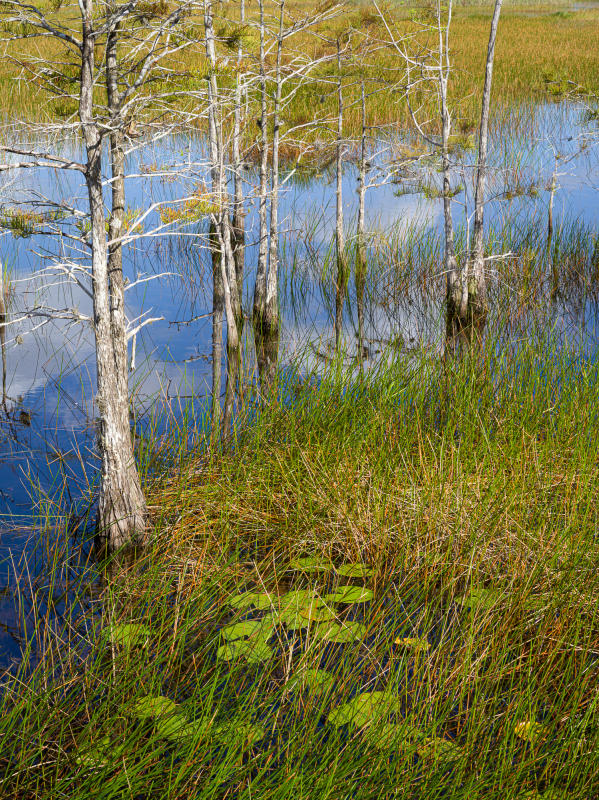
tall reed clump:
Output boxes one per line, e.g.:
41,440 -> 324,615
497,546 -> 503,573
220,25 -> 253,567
1,326 -> 598,799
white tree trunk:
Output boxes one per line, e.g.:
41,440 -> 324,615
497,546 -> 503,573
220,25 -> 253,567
80,0 -> 146,550
468,0 -> 503,328
334,38 -> 346,352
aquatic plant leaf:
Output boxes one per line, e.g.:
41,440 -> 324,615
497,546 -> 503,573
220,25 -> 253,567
75,736 -> 114,767
299,603 -> 336,622
366,722 -> 423,750
313,620 -> 367,643
417,736 -> 461,765
394,636 -> 430,651
243,637 -> 273,664
515,720 -> 548,743
289,556 -> 332,572
155,715 -> 207,742
337,563 -> 373,579
288,668 -> 336,696
100,623 -> 149,650
133,695 -> 180,719
277,607 -> 309,630
327,585 -> 373,604
327,691 -> 400,728
220,619 -> 265,641
227,591 -> 274,610
216,721 -> 265,747
458,586 -> 504,612
217,637 -> 273,664
217,642 -> 240,661
277,595 -> 327,629
278,589 -> 317,611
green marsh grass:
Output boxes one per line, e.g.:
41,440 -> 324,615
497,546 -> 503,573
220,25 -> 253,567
2,323 -> 598,799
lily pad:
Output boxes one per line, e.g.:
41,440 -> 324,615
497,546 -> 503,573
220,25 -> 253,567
458,586 -> 505,612
133,695 -> 180,719
288,668 -> 336,696
217,637 -> 273,664
327,691 -> 401,728
394,636 -> 430,652
227,591 -> 274,611
277,606 -> 310,630
155,715 -> 207,742
100,623 -> 149,650
278,589 -> 318,611
367,722 -> 423,750
299,603 -> 336,622
216,721 -> 265,747
75,736 -> 115,768
313,620 -> 367,643
220,619 -> 267,641
417,736 -> 462,765
289,556 -> 332,572
277,596 -> 327,629
514,720 -> 547,744
327,585 -> 374,604
337,563 -> 373,579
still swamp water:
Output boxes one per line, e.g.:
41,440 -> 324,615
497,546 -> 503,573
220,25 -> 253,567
0,98 -> 598,675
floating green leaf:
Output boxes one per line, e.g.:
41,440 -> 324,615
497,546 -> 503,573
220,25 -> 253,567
277,606 -> 309,630
133,695 -> 181,719
458,586 -> 504,612
217,637 -> 273,664
100,623 -> 149,650
277,595 -> 327,629
327,691 -> 401,728
289,556 -> 332,572
299,603 -> 336,622
366,722 -> 423,750
155,715 -> 207,742
220,619 -> 266,641
417,736 -> 462,765
227,591 -> 274,610
216,721 -> 265,747
337,563 -> 373,579
327,585 -> 373,604
75,735 -> 115,768
313,620 -> 367,643
514,720 -> 547,744
278,589 -> 317,611
287,668 -> 336,696
394,636 -> 430,652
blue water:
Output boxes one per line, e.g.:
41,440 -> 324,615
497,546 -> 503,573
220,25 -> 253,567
0,99 -> 598,672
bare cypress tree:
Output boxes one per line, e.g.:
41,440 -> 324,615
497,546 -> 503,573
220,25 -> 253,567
467,0 -> 503,334
356,79 -> 368,365
334,36 -> 347,352
204,0 -> 241,435
210,221 -> 225,435
252,0 -> 271,383
232,0 -> 246,329
0,0 -> 200,549
79,0 -> 147,548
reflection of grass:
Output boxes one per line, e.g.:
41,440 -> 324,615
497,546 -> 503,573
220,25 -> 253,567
2,319 -> 599,798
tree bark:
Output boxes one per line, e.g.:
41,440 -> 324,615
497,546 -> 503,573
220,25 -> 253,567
334,38 -> 347,352
356,80 -> 367,366
80,0 -> 147,551
467,0 -> 502,334
439,0 -> 465,351
210,221 -> 224,437
253,0 -> 269,334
